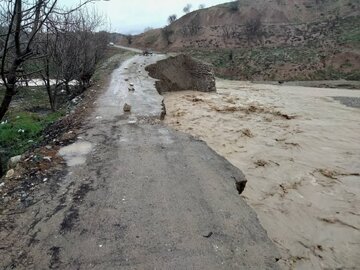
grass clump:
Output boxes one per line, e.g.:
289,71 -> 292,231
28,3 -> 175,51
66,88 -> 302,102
0,111 -> 64,169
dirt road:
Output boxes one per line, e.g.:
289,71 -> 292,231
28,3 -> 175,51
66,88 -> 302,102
1,54 -> 280,269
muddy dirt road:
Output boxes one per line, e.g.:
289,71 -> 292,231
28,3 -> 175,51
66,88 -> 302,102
1,54 -> 280,269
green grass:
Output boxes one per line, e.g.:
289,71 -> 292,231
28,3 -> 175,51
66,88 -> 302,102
0,111 -> 64,164
309,66 -> 360,81
341,30 -> 360,43
249,47 -> 318,64
187,41 -> 360,81
187,46 -> 321,80
339,16 -> 360,45
188,47 -> 319,69
0,86 -> 60,171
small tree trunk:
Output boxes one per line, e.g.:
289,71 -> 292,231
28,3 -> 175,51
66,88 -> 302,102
45,81 -> 56,112
46,86 -> 54,111
0,85 -> 15,121
53,85 -> 60,110
0,156 -> 3,177
65,82 -> 71,95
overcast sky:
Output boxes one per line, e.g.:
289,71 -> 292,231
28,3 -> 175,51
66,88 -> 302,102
61,0 -> 230,34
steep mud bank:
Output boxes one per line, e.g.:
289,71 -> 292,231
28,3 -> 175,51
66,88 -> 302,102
146,54 -> 216,94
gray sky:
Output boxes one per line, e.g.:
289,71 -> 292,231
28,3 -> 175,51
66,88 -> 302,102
61,0 -> 230,34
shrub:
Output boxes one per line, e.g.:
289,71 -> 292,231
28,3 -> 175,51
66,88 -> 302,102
228,1 -> 239,12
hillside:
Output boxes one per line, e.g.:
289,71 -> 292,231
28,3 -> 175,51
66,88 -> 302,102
119,0 -> 360,81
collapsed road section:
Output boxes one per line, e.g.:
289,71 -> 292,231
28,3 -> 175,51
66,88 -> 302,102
1,53 -> 280,269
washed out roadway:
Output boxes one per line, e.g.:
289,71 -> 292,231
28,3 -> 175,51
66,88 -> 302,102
1,52 -> 280,269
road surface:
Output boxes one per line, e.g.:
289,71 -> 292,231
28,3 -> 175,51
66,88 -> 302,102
114,45 -> 143,53
1,53 -> 280,269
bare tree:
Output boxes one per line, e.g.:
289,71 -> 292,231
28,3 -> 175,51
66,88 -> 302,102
245,16 -> 263,43
0,156 -> 2,176
54,14 -> 82,96
183,4 -> 192,14
0,0 -> 94,121
198,4 -> 206,9
34,12 -> 77,110
168,14 -> 177,25
126,34 -> 132,45
74,8 -> 107,91
0,1 -> 110,173
0,0 -> 56,120
228,1 -> 239,12
162,26 -> 174,45
38,23 -> 63,111
35,6 -> 107,109
221,25 -> 237,40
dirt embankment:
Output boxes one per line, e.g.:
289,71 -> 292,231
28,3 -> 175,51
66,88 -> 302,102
145,54 -> 216,94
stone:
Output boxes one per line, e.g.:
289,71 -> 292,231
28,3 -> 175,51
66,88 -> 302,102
5,169 -> 15,179
8,155 -> 22,169
123,103 -> 131,112
60,132 -> 77,142
43,157 -> 52,162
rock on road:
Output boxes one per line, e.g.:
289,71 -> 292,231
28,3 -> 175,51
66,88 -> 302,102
1,53 -> 280,269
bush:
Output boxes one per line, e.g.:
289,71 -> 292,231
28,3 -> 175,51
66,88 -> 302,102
228,1 -> 239,12
183,4 -> 192,14
168,14 -> 177,25
162,27 -> 174,45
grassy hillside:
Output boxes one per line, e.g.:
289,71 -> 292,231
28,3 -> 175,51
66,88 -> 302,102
120,0 -> 360,81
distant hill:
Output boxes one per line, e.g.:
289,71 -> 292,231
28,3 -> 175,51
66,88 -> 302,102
119,0 -> 360,81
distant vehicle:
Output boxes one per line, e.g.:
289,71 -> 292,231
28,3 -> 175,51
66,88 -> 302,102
143,49 -> 153,56
109,42 -> 114,46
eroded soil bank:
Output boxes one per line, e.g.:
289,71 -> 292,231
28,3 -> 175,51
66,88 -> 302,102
145,54 -> 216,94
163,81 -> 360,270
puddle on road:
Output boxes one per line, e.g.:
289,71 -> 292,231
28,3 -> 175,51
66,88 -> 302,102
58,141 -> 93,166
